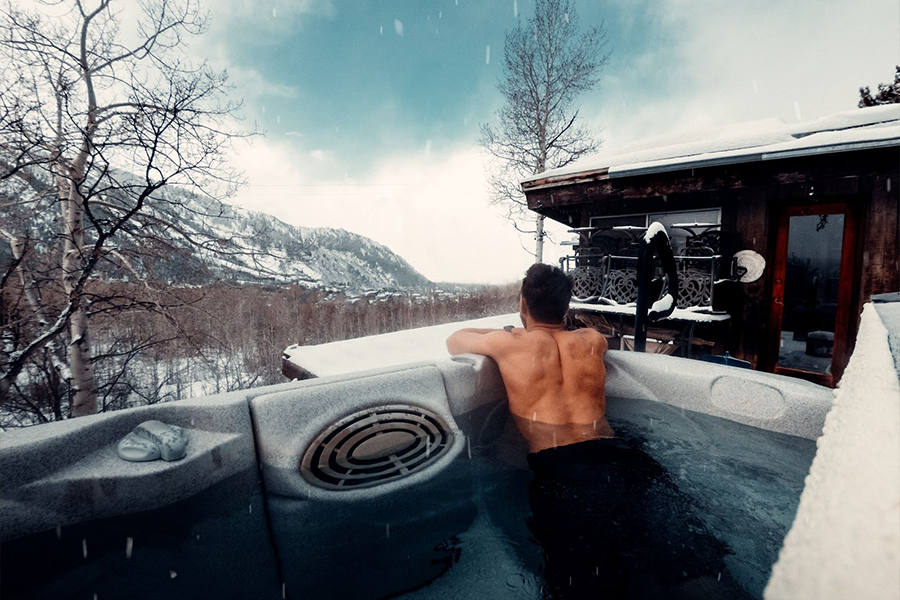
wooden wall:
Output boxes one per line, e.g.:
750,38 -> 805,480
859,173 -> 900,310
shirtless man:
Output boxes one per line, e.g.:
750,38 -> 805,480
446,264 -> 748,600
446,263 -> 613,452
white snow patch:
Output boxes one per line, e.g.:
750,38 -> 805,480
645,221 -> 669,242
283,314 -> 520,378
649,293 -> 674,315
569,302 -> 730,323
764,303 -> 900,600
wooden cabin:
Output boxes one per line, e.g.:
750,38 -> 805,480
521,105 -> 900,386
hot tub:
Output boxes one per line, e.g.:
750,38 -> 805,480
2,303 -> 896,599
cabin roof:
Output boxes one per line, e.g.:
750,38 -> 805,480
522,105 -> 900,191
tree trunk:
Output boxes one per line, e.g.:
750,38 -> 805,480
62,163 -> 98,417
67,304 -> 97,416
66,28 -> 101,417
535,213 -> 545,263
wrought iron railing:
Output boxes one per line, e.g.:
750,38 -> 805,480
563,253 -> 721,309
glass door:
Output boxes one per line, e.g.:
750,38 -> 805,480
770,204 -> 857,386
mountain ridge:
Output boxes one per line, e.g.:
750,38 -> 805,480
0,166 -> 433,291
200,201 -> 433,289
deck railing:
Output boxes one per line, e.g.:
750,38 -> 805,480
563,253 -> 721,310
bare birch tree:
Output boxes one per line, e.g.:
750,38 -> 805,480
0,0 -> 251,418
480,0 -> 609,262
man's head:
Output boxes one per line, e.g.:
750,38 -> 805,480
520,263 -> 572,325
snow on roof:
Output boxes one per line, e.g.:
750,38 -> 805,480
523,104 -> 900,187
282,313 -> 520,378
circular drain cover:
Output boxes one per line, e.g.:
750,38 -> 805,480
301,405 -> 455,490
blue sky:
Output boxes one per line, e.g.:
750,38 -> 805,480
22,0 -> 898,284
213,1 -> 676,181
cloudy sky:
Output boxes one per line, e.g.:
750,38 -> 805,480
149,0 -> 900,283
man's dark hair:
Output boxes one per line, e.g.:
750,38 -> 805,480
521,263 -> 572,324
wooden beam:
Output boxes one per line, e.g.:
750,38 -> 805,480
282,358 -> 317,381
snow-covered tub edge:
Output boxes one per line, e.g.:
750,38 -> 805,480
764,303 -> 900,600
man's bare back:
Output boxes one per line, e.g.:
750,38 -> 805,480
446,300 -> 613,452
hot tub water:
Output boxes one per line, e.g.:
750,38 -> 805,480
395,396 -> 817,600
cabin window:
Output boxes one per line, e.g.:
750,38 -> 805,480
648,209 -> 721,254
589,208 -> 721,255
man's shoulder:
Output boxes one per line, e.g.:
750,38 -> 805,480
568,327 -> 606,340
563,327 -> 609,349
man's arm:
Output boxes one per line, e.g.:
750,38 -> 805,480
446,328 -> 516,357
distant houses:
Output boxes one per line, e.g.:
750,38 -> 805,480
522,105 -> 900,386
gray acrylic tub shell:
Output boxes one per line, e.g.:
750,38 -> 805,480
1,351 -> 831,542
1,381 -> 298,543
604,351 -> 833,441
249,356 -> 507,502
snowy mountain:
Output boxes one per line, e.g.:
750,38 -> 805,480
195,203 -> 432,289
0,167 -> 431,290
